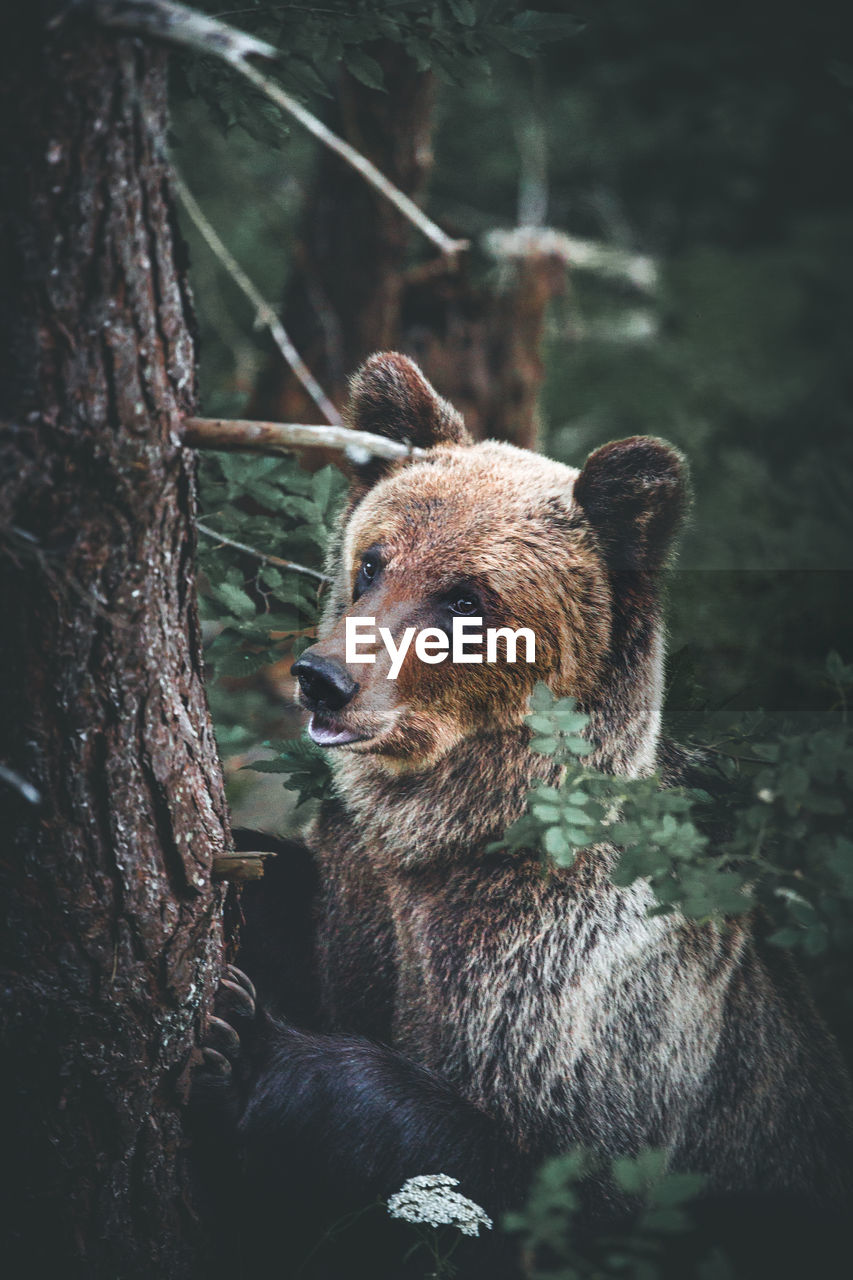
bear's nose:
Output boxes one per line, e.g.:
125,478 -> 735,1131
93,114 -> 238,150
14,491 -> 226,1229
292,652 -> 359,712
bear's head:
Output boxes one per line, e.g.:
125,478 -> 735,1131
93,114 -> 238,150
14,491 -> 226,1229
293,353 -> 688,776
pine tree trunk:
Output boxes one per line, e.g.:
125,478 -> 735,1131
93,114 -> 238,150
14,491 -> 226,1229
0,9 -> 229,1275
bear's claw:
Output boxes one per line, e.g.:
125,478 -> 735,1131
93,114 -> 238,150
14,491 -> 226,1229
196,968 -> 258,1093
215,976 -> 255,1024
200,1045 -> 232,1082
205,1014 -> 241,1059
226,964 -> 257,1003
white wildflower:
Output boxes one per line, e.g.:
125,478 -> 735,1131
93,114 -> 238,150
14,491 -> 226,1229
387,1174 -> 493,1238
757,788 -> 775,804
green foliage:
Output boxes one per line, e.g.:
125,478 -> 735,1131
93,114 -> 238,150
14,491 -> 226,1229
492,668 -> 853,941
491,685 -> 744,920
197,451 -> 345,756
505,1147 -> 727,1280
709,655 -> 853,956
181,1 -> 581,126
610,785 -> 746,922
492,686 -> 606,867
245,734 -> 334,811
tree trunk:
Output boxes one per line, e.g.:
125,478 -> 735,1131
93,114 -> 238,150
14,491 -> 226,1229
248,53 -> 562,453
399,236 -> 568,451
0,9 -> 229,1276
249,46 -> 437,422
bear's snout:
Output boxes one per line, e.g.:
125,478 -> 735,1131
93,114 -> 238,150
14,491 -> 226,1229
292,651 -> 359,713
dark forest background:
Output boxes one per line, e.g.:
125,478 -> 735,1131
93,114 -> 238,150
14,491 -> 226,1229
167,0 -> 853,1268
175,0 -> 853,722
11,3 -> 853,1273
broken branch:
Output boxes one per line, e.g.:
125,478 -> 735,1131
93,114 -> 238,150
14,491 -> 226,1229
212,850 -> 273,882
183,416 -> 427,464
485,226 -> 658,293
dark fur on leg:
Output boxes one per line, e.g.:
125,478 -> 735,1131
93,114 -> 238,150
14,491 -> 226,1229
192,972 -> 524,1278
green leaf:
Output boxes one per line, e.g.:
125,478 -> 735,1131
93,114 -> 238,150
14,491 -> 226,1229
530,801 -> 562,822
344,49 -> 386,91
245,757 -> 299,774
214,581 -> 256,619
528,682 -> 554,712
448,0 -> 476,25
212,647 -> 272,678
544,826 -> 571,857
526,714 -> 555,733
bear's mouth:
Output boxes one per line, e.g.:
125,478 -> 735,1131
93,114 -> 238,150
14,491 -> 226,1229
307,712 -> 370,748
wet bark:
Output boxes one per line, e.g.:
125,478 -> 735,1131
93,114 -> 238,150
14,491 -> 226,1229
0,8 -> 229,1276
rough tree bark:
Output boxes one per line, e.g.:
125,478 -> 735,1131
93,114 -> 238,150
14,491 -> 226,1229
0,8 -> 229,1276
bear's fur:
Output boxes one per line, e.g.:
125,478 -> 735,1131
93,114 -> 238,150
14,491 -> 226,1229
203,353 -> 853,1277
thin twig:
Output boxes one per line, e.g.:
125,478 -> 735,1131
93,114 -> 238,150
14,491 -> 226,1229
184,416 -> 427,464
173,173 -> 341,426
196,522 -> 329,583
86,0 -> 468,258
0,764 -> 42,807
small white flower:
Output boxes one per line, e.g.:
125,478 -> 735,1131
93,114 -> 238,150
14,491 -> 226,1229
757,788 -> 775,804
387,1173 -> 493,1238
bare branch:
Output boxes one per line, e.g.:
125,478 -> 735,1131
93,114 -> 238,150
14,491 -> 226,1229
485,227 -> 658,293
196,522 -> 330,584
78,0 -> 279,61
0,763 -> 42,807
173,174 -> 341,426
183,416 -> 427,464
86,0 -> 468,258
234,61 -> 468,259
212,851 -> 273,881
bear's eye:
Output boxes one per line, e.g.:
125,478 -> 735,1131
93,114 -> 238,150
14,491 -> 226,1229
448,592 -> 480,616
353,550 -> 382,601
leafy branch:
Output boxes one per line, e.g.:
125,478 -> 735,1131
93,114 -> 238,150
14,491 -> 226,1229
196,521 -> 330,582
492,666 -> 853,940
244,734 -> 333,810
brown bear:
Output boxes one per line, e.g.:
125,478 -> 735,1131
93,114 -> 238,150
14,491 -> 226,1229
199,353 -> 853,1278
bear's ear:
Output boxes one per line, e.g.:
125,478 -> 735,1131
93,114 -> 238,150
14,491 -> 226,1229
573,436 -> 689,573
343,352 -> 470,486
